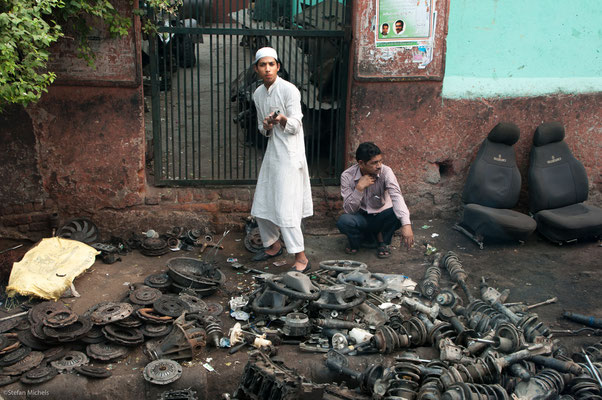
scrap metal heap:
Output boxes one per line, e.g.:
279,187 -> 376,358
227,252 -> 602,400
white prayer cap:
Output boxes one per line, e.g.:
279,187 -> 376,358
254,47 -> 279,64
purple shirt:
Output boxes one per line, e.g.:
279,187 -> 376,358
340,164 -> 411,226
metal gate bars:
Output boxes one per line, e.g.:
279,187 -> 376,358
146,0 -> 351,185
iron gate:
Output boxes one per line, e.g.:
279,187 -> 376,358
147,0 -> 351,185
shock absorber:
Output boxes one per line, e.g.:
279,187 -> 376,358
202,315 -> 223,347
442,252 -> 475,304
384,362 -> 422,399
513,369 -> 569,399
420,253 -> 442,300
418,360 -> 446,400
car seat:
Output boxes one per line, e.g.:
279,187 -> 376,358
454,122 -> 536,248
527,122 -> 602,244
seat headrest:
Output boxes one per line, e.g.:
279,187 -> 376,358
488,122 -> 520,146
533,122 -> 565,146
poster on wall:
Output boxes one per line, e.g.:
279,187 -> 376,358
376,0 -> 435,48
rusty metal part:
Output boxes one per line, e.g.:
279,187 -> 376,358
171,281 -> 219,298
0,335 -> 7,350
29,301 -> 70,325
16,329 -> 50,350
312,284 -> 366,310
153,295 -> 191,317
384,362 -> 422,399
0,345 -> 31,367
86,341 -> 129,361
0,333 -> 21,354
141,323 -> 174,338
167,257 -> 225,289
114,315 -> 143,328
205,302 -> 224,317
143,359 -> 183,385
1,351 -> 44,375
144,273 -> 173,292
43,346 -> 69,362
420,253 -> 443,299
202,315 -> 223,347
372,325 -> 411,354
244,226 -> 264,253
43,309 -> 78,328
57,218 -> 99,243
325,350 -> 386,395
266,271 -> 322,300
144,315 -> 206,361
80,325 -> 106,344
443,382 -> 510,399
74,365 -> 112,379
282,313 -> 311,337
442,252 -> 475,303
251,288 -> 304,316
140,237 -> 169,256
0,317 -> 22,333
83,301 -> 114,317
513,368 -> 565,399
90,302 -> 134,325
20,365 -> 59,385
178,294 -> 208,314
102,325 -> 145,346
50,350 -> 89,371
130,286 -> 163,306
158,388 -> 199,400
0,375 -> 20,386
137,308 -> 174,324
43,316 -> 93,342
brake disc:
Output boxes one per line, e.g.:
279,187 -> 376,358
130,286 -> 163,306
244,227 -> 264,253
20,365 -> 59,385
143,359 -> 183,385
0,346 -> 31,367
43,316 -> 93,342
178,294 -> 207,314
17,329 -> 51,350
102,325 -> 144,346
29,301 -> 70,325
90,302 -> 134,325
0,318 -> 21,333
84,301 -> 114,317
140,323 -> 173,338
86,341 -> 129,361
74,365 -> 112,379
1,351 -> 44,375
144,273 -> 173,292
50,351 -> 89,371
153,295 -> 190,317
43,309 -> 78,328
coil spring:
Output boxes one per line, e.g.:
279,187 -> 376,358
514,369 -> 565,398
402,317 -> 429,347
567,375 -> 602,399
418,360 -> 446,400
442,252 -> 467,282
373,325 -> 410,354
421,265 -> 442,300
440,356 -> 499,390
203,316 -> 223,347
517,314 -> 550,342
576,362 -> 602,381
466,300 -> 510,333
429,321 -> 456,347
384,362 -> 422,399
584,341 -> 602,362
442,382 -> 510,400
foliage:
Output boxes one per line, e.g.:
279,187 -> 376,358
0,0 -> 178,111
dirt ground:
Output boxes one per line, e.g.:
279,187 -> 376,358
0,218 -> 600,399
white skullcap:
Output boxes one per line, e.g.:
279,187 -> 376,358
254,47 -> 279,64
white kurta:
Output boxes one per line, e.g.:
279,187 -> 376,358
251,77 -> 313,227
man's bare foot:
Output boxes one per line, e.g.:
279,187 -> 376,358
265,241 -> 281,256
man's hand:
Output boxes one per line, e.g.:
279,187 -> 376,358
401,224 -> 414,250
356,174 -> 376,191
263,111 -> 287,131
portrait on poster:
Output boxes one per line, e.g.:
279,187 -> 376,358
376,0 -> 435,47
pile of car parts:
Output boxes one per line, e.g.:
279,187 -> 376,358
227,252 -> 602,400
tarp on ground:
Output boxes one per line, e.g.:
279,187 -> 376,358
6,237 -> 99,300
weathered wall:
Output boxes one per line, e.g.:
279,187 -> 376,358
348,0 -> 601,220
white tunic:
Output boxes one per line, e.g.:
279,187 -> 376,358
251,77 -> 313,227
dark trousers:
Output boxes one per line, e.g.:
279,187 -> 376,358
336,207 -> 401,250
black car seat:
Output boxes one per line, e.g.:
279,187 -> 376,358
454,122 -> 536,248
528,122 -> 602,244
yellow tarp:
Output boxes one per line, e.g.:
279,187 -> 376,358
6,237 -> 99,300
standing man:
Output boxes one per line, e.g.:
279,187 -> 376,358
250,47 -> 313,273
337,142 -> 414,258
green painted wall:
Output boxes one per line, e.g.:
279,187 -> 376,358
442,0 -> 602,99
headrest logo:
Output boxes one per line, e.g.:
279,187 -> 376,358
493,154 -> 506,162
546,155 -> 562,164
